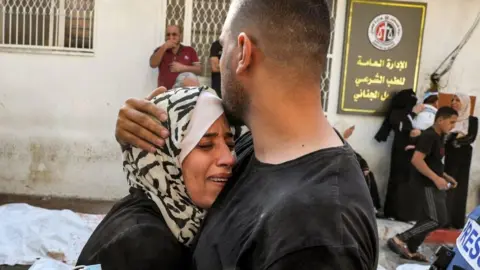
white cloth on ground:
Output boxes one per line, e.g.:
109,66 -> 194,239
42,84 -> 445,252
0,203 -> 103,266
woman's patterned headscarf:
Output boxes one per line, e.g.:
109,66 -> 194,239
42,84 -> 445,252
122,86 -> 227,246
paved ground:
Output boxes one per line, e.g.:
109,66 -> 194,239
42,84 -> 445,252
377,219 -> 438,269
0,194 -> 440,270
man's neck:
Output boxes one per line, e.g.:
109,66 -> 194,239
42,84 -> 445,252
172,44 -> 181,54
433,125 -> 443,135
247,86 -> 343,165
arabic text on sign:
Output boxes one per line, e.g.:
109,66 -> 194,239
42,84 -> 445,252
354,73 -> 406,88
356,55 -> 408,71
353,89 -> 390,102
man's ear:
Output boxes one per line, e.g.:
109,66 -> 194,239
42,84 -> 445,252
236,33 -> 253,76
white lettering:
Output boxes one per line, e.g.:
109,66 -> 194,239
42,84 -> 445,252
456,218 -> 480,270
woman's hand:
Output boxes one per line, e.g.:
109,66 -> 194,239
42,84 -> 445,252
405,145 -> 416,151
115,87 -> 170,152
412,104 -> 425,114
410,129 -> 421,137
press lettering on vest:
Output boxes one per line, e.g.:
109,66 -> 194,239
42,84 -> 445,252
460,220 -> 473,245
456,218 -> 480,269
463,226 -> 477,253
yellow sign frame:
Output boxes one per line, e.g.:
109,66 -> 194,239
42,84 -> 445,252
339,0 -> 426,114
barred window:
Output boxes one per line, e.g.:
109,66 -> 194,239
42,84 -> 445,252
0,0 -> 95,53
165,0 -> 229,78
322,0 -> 338,111
190,0 -> 229,77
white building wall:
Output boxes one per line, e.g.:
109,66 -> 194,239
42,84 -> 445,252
0,0 -> 165,199
328,0 -> 480,213
0,0 -> 479,213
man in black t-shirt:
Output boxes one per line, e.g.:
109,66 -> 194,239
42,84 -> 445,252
388,107 -> 459,262
209,40 -> 222,97
114,0 -> 378,269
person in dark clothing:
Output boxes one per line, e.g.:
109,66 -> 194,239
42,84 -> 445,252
344,125 -> 382,210
210,40 -> 222,97
388,107 -> 459,262
77,188 -> 191,269
114,0 -> 379,269
445,93 -> 478,229
356,151 -> 382,210
77,87 -> 235,270
375,89 -> 424,222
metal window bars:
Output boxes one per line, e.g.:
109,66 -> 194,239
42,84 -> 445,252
0,0 -> 95,53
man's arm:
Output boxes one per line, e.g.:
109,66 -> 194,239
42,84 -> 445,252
209,41 -> 221,73
411,151 -> 448,189
210,57 -> 220,72
411,151 -> 440,182
115,87 -> 170,152
189,47 -> 202,75
150,46 -> 167,68
174,62 -> 201,74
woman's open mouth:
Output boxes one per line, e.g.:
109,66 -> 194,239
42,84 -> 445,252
208,177 -> 228,183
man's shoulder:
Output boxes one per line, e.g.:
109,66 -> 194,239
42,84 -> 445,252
421,127 -> 439,139
182,45 -> 198,53
262,147 -> 375,231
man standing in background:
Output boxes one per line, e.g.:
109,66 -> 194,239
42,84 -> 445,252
209,40 -> 222,97
149,25 -> 201,89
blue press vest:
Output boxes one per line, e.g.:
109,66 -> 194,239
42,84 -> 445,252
448,206 -> 480,270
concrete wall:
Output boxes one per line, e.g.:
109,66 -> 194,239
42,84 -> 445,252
0,0 -> 479,212
328,0 -> 480,212
0,0 -> 164,199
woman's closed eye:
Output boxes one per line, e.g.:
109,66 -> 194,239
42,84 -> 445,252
197,143 -> 214,150
197,141 -> 234,151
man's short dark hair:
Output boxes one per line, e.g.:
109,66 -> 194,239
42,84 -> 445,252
228,0 -> 331,79
435,106 -> 458,121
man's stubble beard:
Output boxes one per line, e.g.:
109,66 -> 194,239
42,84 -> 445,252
221,60 -> 249,127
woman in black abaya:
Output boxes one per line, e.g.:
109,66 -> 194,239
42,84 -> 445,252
375,89 -> 422,222
445,93 -> 478,229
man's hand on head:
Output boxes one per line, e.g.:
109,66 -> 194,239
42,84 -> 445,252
115,87 -> 170,153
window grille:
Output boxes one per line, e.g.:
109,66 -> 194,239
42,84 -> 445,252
0,0 -> 95,53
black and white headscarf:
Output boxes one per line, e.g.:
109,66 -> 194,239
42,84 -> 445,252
122,86 -> 226,246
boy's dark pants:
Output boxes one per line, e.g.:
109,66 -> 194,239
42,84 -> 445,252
397,185 -> 448,253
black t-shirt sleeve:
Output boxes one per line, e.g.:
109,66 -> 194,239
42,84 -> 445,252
96,224 -> 188,270
210,41 -> 221,58
415,131 -> 435,155
265,246 -> 362,270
